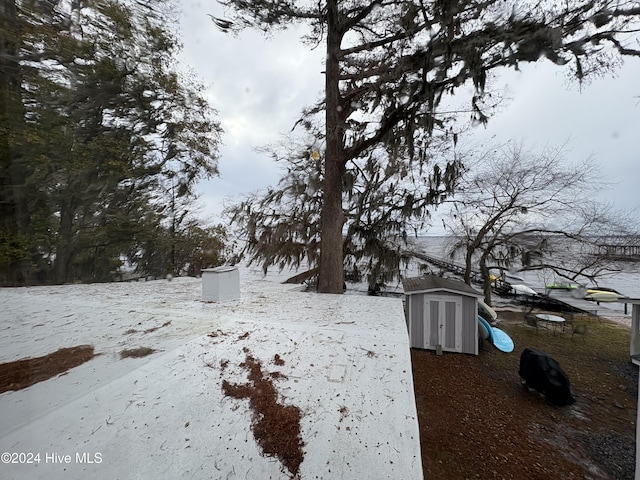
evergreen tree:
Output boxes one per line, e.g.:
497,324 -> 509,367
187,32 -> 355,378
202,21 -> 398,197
0,0 -> 29,284
0,0 -> 222,284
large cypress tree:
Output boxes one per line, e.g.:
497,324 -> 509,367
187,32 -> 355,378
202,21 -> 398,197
215,0 -> 640,293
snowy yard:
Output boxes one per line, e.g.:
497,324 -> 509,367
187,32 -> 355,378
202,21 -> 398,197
0,268 -> 422,479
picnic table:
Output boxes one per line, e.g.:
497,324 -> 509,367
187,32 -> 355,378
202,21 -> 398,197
536,313 -> 566,335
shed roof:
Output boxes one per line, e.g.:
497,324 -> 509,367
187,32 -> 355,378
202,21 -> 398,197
0,267 -> 422,480
402,275 -> 483,297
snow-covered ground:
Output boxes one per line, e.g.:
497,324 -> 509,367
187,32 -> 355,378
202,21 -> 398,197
0,266 -> 422,479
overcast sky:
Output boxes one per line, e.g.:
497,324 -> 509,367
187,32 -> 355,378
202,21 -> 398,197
177,3 -> 640,232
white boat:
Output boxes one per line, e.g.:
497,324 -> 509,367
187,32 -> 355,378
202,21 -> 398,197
478,299 -> 498,322
510,284 -> 538,296
585,289 -> 625,303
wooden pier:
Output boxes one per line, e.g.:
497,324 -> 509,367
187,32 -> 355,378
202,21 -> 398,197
597,243 -> 640,258
407,250 -> 512,292
543,289 -> 605,316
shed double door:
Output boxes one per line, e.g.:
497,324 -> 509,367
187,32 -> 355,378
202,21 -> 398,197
424,295 -> 463,353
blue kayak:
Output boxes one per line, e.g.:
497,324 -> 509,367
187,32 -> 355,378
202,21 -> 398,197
478,315 -> 514,353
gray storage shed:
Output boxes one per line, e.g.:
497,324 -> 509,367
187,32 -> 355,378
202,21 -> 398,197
402,275 -> 483,355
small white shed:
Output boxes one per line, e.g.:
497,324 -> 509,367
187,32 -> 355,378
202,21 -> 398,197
402,275 -> 483,355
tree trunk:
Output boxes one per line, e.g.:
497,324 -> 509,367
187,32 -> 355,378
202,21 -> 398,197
479,253 -> 492,306
317,0 -> 345,294
55,196 -> 76,283
463,247 -> 473,285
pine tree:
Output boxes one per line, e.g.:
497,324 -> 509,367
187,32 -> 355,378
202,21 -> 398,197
0,0 -> 222,284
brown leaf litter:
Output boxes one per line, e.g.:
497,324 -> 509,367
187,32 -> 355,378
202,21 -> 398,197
0,345 -> 96,394
221,351 -> 304,478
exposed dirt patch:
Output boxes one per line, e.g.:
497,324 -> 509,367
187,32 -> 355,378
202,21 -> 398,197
207,329 -> 226,338
338,405 -> 349,422
221,352 -> 304,478
0,345 -> 96,394
412,312 -> 637,480
124,320 -> 172,335
120,347 -> 156,358
143,321 -> 171,334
